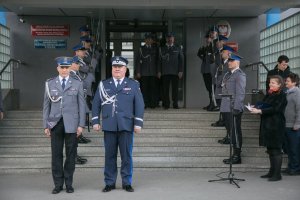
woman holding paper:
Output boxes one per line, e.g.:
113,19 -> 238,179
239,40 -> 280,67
250,75 -> 287,181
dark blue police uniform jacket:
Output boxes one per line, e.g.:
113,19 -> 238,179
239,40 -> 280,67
92,77 -> 144,130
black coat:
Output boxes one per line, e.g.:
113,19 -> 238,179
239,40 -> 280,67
259,90 -> 287,148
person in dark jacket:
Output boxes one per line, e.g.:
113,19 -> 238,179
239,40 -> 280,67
250,75 -> 287,181
266,55 -> 291,92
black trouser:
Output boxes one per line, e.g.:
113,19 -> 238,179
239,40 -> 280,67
202,73 -> 212,99
140,76 -> 157,108
224,112 -> 243,149
51,118 -> 77,187
162,75 -> 179,108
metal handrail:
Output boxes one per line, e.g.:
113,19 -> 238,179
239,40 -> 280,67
0,58 -> 23,77
244,61 -> 269,72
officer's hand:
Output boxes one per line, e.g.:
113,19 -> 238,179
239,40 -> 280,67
232,109 -> 241,116
136,73 -> 141,79
44,128 -> 51,137
0,112 -> 3,120
77,127 -> 83,137
157,72 -> 161,79
178,72 -> 183,79
93,124 -> 101,131
134,126 -> 141,134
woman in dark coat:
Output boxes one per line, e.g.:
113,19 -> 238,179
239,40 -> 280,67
250,75 -> 287,181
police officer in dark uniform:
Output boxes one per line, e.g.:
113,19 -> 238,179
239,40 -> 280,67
159,32 -> 184,109
136,33 -> 159,108
69,56 -> 89,165
43,57 -> 86,194
220,54 -> 246,164
92,56 -> 144,193
73,44 -> 92,144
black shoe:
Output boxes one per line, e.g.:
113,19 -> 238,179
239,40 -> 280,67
223,155 -> 241,164
66,186 -> 74,193
260,172 -> 273,178
78,136 -> 91,144
76,156 -> 87,165
102,185 -> 116,192
52,186 -> 63,194
163,106 -> 169,110
268,175 -> 282,181
82,136 -> 91,143
77,155 -> 87,162
203,104 -> 210,110
207,106 -> 219,112
173,105 -> 179,109
122,185 -> 134,192
218,137 -> 230,144
211,121 -> 225,127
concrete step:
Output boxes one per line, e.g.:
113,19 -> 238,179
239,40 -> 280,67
5,110 -> 259,120
0,135 -> 259,145
0,146 -> 266,156
0,119 -> 259,127
0,127 -> 259,134
0,156 -> 279,169
0,131 -> 259,138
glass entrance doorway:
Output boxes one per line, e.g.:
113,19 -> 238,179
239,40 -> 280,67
105,20 -> 185,107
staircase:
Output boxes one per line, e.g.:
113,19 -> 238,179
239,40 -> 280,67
0,109 -> 277,174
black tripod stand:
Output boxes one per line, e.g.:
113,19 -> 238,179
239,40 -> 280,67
208,94 -> 245,188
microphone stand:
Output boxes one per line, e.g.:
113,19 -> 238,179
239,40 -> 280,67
208,93 -> 245,188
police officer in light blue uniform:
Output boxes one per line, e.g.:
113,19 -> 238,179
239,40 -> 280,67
43,57 -> 85,194
92,56 -> 144,193
220,53 -> 246,165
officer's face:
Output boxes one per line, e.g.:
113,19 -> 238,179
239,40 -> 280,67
80,31 -> 89,37
112,65 -> 126,79
221,50 -> 230,60
76,50 -> 86,58
57,66 -> 70,78
83,41 -> 91,49
228,60 -> 240,70
145,38 -> 153,45
166,36 -> 174,45
70,63 -> 80,71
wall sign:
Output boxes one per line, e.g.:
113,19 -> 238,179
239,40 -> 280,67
34,39 -> 67,49
217,20 -> 231,38
31,25 -> 69,36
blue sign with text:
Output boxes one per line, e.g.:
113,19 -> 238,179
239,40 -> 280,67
34,39 -> 67,49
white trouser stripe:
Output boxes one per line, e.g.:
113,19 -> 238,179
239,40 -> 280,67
135,117 -> 143,122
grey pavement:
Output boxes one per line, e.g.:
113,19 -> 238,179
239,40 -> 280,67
0,170 -> 299,200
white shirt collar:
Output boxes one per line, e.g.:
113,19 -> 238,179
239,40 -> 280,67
59,75 -> 69,83
113,77 -> 125,86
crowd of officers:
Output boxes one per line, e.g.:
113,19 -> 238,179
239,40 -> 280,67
136,32 -> 184,109
36,23 -> 300,194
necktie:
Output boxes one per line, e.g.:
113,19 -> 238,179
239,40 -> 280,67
62,78 -> 66,90
117,79 -> 121,90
